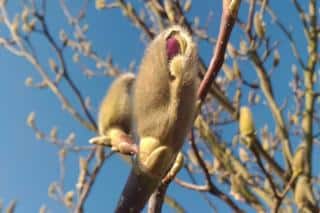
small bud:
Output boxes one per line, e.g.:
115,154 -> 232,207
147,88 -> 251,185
233,60 -> 241,79
273,50 -> 280,67
82,41 -> 91,55
21,7 -> 30,22
66,132 -> 76,144
228,0 -> 241,17
254,13 -> 266,39
64,191 -> 74,208
164,1 -> 175,22
222,64 -> 235,81
79,157 -> 88,172
82,24 -> 89,33
239,107 -> 255,137
95,0 -> 106,10
22,19 -> 36,33
25,77 -> 33,87
227,43 -> 239,58
35,131 -> 44,140
59,30 -> 68,43
6,200 -> 16,213
239,147 -> 250,163
183,0 -> 192,12
48,182 -> 57,197
167,152 -> 184,177
292,144 -> 308,176
39,205 -> 47,213
72,53 -> 80,63
49,59 -> 57,72
294,175 -> 316,210
50,127 -> 58,139
26,112 -> 36,127
239,40 -> 248,55
11,15 -> 19,36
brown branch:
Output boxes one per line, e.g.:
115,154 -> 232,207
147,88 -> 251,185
174,178 -> 209,192
147,183 -> 169,213
116,0 -> 155,39
74,150 -> 114,213
189,130 -> 244,213
197,0 -> 240,102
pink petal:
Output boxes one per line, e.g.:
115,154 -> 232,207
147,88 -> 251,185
166,36 -> 180,60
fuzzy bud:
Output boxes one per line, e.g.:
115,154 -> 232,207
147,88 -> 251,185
64,191 -> 74,208
254,13 -> 266,39
90,73 -> 137,155
292,144 -> 308,176
294,175 -> 316,211
239,107 -> 256,138
134,25 -> 198,178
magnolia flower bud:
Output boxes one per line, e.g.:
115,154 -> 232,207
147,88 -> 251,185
294,175 -> 316,211
239,107 -> 256,138
134,25 -> 198,178
89,73 -> 137,155
292,144 -> 308,176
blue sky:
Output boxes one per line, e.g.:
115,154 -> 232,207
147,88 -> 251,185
0,0 -> 316,212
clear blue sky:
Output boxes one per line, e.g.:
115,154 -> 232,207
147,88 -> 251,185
0,1 -> 314,212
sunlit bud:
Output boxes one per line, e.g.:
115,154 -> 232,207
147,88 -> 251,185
239,147 -> 250,163
82,41 -> 91,55
35,131 -> 44,140
273,50 -> 280,67
292,144 -> 308,176
233,60 -> 241,79
21,7 -> 30,22
25,77 -> 33,87
82,24 -> 89,33
50,127 -> 58,140
59,30 -> 68,43
64,191 -> 74,208
95,0 -> 106,10
49,59 -> 58,72
167,152 -> 184,177
39,205 -> 47,213
183,0 -> 192,12
6,200 -> 16,213
73,53 -> 80,63
22,19 -> 36,33
212,158 -> 222,172
254,13 -> 266,39
66,132 -> 76,144
228,0 -> 241,17
239,107 -> 255,137
294,175 -> 316,210
230,175 -> 245,202
79,157 -> 88,172
223,64 -> 235,81
187,149 -> 200,166
227,43 -> 239,58
164,1 -> 175,22
48,182 -> 58,197
239,40 -> 248,55
290,114 -> 299,125
312,72 -> 317,83
11,15 -> 19,36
